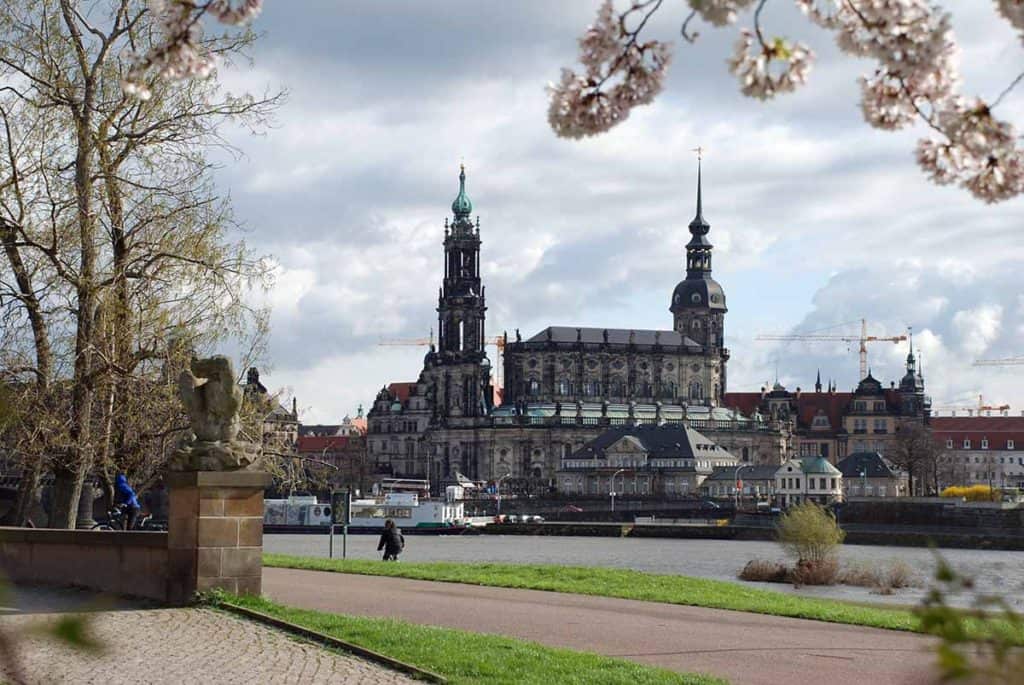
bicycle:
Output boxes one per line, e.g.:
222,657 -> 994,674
92,503 -> 155,531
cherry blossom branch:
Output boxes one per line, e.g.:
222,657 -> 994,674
552,0 -> 1022,202
680,9 -> 700,43
992,70 -> 1024,109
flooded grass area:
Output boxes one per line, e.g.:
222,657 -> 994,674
264,533 -> 1024,609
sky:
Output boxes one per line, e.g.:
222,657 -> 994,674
212,1 -> 1024,423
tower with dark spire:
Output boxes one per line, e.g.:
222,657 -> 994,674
669,156 -> 729,403
432,165 -> 491,419
898,329 -> 928,418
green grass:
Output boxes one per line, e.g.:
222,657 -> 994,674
265,553 -> 921,633
222,592 -> 725,685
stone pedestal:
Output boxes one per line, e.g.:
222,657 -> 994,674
166,470 -> 271,605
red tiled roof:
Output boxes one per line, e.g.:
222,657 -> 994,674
931,416 -> 1024,449
722,392 -> 761,416
297,436 -> 350,453
723,390 -> 854,431
794,392 -> 853,432
388,382 -> 417,404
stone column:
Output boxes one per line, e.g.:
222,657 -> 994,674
165,470 -> 271,606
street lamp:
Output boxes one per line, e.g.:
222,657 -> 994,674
610,468 -> 626,513
495,469 -> 512,517
734,464 -> 751,511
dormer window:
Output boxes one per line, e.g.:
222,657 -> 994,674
963,438 -> 971,449
981,438 -> 989,449
946,439 -> 953,449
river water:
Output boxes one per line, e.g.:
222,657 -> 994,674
264,533 -> 1024,609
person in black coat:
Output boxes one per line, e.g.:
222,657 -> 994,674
377,518 -> 405,561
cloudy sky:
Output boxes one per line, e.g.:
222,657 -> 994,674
213,1 -> 1024,423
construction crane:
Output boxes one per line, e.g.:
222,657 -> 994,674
756,318 -> 908,381
973,356 -> 1024,366
377,332 -> 507,387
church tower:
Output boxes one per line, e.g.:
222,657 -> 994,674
431,165 -> 492,419
898,331 -> 929,420
670,159 -> 729,402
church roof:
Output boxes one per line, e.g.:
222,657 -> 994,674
570,423 -> 736,462
523,326 -> 701,349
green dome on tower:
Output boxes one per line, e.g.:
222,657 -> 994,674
451,164 -> 473,218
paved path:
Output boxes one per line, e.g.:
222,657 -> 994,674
0,585 -> 418,685
264,567 -> 941,685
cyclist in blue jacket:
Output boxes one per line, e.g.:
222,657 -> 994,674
114,474 -> 141,530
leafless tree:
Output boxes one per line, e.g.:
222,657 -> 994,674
0,0 -> 281,527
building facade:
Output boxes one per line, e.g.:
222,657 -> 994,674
774,457 -> 843,506
368,166 -> 790,494
931,414 -> 1024,488
723,345 -> 930,465
836,451 -> 908,498
556,424 -> 739,497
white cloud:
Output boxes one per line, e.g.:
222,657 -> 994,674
211,1 -> 1024,421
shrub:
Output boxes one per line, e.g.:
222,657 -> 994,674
940,485 -> 1001,502
789,557 -> 840,586
776,502 -> 845,564
738,559 -> 789,583
839,560 -> 920,594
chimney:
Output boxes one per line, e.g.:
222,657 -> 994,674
796,387 -> 802,399
761,386 -> 767,399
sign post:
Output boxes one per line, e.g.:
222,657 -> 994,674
329,489 -> 352,559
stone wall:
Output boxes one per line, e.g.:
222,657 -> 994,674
0,528 -> 169,601
838,498 -> 1024,529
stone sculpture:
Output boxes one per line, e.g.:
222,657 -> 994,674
170,356 -> 260,471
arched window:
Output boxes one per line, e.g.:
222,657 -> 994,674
689,381 -> 703,400
528,379 -> 541,396
556,379 -> 570,395
691,320 -> 702,331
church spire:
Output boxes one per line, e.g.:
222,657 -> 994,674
689,156 -> 709,233
685,156 -> 713,279
815,369 -> 822,393
451,164 -> 473,222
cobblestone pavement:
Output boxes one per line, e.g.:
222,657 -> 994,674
0,587 -> 419,685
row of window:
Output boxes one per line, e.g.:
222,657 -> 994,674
946,438 -> 1016,450
852,401 -> 888,413
525,379 -> 709,400
852,418 -> 889,433
779,477 -> 838,491
947,455 -> 1024,465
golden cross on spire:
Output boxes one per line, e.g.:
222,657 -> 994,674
692,146 -> 704,161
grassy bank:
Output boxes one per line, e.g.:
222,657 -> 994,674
221,592 -> 725,685
264,553 -> 920,633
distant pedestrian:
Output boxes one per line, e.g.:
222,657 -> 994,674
377,519 -> 404,561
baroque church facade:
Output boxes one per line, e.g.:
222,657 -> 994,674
368,166 -> 788,494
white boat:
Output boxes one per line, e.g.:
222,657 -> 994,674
349,492 -> 466,530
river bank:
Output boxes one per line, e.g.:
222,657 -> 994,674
480,520 -> 1024,550
263,533 -> 1024,609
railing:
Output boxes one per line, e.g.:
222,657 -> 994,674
481,415 -> 774,432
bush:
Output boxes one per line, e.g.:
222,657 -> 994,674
940,485 -> 1001,502
839,560 -> 919,594
738,559 -> 789,583
789,557 -> 840,586
776,502 -> 845,564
